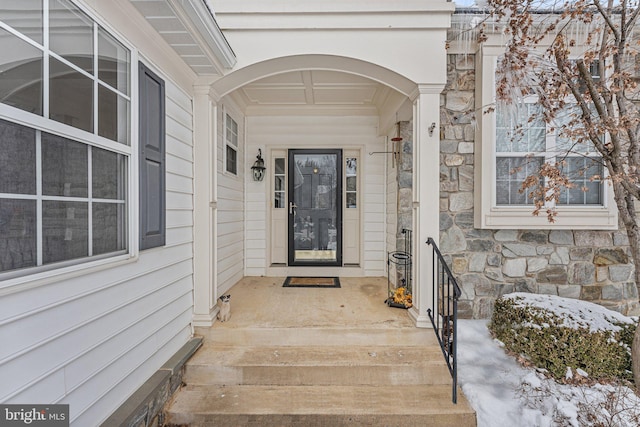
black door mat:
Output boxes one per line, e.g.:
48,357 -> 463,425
283,277 -> 341,288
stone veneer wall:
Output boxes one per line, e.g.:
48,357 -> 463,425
439,53 -> 639,319
397,121 -> 413,253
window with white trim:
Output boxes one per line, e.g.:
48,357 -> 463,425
0,0 -> 132,276
274,157 -> 286,208
495,101 -> 603,206
225,113 -> 238,175
475,48 -> 616,229
346,157 -> 357,208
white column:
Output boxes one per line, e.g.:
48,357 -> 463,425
192,86 -> 218,326
410,84 -> 443,328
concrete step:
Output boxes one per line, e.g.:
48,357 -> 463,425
184,345 -> 451,386
165,384 -> 476,427
194,327 -> 440,347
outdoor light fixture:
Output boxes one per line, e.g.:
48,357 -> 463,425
251,148 -> 266,181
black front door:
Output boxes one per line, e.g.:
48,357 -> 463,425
288,149 -> 342,266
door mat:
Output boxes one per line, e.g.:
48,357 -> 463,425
283,277 -> 341,288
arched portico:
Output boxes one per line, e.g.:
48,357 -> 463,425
192,53 -> 442,328
208,54 -> 418,100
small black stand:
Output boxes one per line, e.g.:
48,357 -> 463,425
386,229 -> 412,309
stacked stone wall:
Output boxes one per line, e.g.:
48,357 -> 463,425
397,122 -> 413,252
439,53 -> 639,318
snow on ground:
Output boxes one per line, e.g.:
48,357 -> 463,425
458,309 -> 640,427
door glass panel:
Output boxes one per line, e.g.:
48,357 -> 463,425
290,152 -> 340,264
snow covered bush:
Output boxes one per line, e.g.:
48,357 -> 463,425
489,293 -> 637,383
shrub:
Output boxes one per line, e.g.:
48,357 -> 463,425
489,293 -> 637,383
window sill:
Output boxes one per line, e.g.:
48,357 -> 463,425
475,206 -> 619,230
0,252 -> 138,297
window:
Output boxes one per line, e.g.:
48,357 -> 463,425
0,0 -> 132,277
475,49 -> 616,229
274,158 -> 285,208
495,102 -> 603,206
226,145 -> 237,175
225,113 -> 238,175
346,158 -> 357,208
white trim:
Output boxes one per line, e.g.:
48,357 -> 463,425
36,131 -> 43,266
88,145 -> 94,257
167,0 -> 236,69
129,49 -> 140,257
474,46 -> 619,230
222,108 -> 240,177
0,252 -> 136,294
192,86 -> 216,326
43,0 -> 50,119
0,105 -> 132,156
0,0 -> 138,284
93,21 -> 99,143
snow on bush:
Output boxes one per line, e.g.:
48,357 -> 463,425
489,293 -> 637,383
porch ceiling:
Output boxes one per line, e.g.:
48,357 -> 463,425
232,70 -> 407,118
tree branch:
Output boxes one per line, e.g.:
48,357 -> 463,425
592,0 -> 621,41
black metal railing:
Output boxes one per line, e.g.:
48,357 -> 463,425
426,237 -> 462,404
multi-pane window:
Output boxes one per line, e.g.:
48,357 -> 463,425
0,0 -> 131,276
495,102 -> 602,206
274,158 -> 285,208
476,50 -> 615,229
225,113 -> 238,175
346,158 -> 357,208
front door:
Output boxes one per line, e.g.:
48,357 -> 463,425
288,149 -> 342,266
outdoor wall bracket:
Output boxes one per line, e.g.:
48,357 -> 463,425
369,122 -> 402,168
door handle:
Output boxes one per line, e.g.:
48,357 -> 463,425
289,201 -> 298,215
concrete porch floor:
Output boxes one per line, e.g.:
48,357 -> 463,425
168,276 -> 476,426
205,276 -> 414,329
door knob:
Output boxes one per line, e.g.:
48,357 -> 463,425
289,201 -> 298,215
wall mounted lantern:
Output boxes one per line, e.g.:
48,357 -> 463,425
251,148 -> 266,181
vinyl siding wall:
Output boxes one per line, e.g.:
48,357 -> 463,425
217,102 -> 245,295
0,1 -> 196,421
245,115 -> 387,275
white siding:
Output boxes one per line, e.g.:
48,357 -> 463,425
217,101 -> 245,295
363,141 -> 387,276
0,78 -> 195,426
246,115 -> 386,276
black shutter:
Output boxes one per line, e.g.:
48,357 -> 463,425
139,62 -> 166,250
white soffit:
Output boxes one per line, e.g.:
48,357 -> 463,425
129,0 -> 236,75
